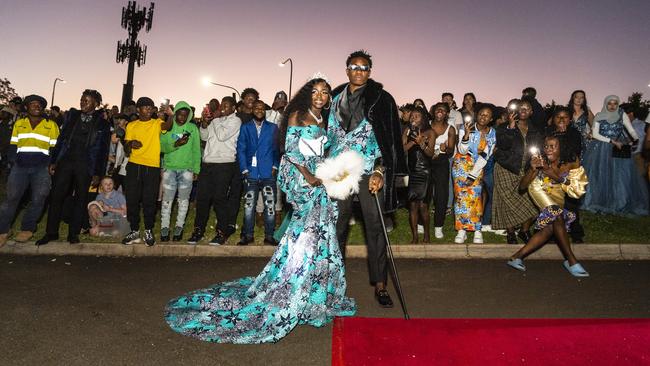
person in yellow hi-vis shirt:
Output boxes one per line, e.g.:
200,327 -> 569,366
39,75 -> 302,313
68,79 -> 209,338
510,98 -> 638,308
0,95 -> 59,246
121,97 -> 172,246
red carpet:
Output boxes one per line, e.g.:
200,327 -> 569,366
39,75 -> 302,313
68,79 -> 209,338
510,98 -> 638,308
332,317 -> 650,365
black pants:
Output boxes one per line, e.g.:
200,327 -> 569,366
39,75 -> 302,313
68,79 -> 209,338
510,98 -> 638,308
46,160 -> 92,238
194,162 -> 241,233
564,196 -> 585,241
124,163 -> 160,231
336,175 -> 387,284
430,155 -> 450,227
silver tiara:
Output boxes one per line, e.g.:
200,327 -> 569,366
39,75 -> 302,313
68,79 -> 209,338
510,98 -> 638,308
308,71 -> 329,83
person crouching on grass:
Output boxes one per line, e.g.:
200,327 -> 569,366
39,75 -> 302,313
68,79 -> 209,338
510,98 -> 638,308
122,97 -> 173,246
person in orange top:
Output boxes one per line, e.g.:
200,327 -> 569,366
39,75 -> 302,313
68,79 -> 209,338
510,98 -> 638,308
121,97 -> 172,246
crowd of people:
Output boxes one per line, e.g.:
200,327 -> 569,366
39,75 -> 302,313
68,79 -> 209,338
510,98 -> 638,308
1,81 -> 649,253
2,49 -> 650,344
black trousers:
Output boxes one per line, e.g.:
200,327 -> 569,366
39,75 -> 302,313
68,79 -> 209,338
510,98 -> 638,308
336,175 -> 388,284
194,162 -> 241,233
124,163 -> 160,231
430,155 -> 450,227
45,160 -> 92,238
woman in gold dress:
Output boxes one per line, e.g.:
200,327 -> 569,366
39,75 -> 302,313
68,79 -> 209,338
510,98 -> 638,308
507,135 -> 589,277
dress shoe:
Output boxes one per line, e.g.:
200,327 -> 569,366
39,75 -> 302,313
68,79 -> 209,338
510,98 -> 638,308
263,236 -> 278,246
237,236 -> 254,246
35,234 -> 59,246
374,289 -> 394,308
15,231 -> 33,243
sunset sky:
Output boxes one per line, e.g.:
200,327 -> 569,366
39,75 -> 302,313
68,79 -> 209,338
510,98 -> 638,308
2,0 -> 649,112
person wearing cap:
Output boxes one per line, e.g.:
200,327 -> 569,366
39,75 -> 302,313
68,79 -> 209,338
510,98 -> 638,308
35,89 -> 111,245
121,97 -> 173,246
0,95 -> 59,246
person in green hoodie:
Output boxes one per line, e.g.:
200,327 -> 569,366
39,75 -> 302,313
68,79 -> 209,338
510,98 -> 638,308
160,101 -> 201,241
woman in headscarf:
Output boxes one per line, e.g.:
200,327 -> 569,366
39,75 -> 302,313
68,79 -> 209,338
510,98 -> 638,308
582,95 -> 648,215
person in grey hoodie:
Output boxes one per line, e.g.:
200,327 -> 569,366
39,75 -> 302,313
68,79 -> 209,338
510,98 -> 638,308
187,96 -> 242,245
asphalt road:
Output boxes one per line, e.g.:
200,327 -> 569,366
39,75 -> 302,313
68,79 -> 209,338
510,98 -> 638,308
1,256 -> 649,366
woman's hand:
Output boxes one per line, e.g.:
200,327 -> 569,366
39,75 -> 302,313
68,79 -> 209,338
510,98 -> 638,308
507,111 -> 517,129
307,175 -> 322,187
369,172 -> 384,194
414,132 -> 426,146
611,140 -> 623,149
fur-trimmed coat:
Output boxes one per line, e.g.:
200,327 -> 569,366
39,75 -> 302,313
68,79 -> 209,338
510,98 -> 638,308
332,79 -> 407,212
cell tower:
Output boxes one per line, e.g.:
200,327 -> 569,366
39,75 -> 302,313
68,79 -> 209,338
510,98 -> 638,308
116,1 -> 155,110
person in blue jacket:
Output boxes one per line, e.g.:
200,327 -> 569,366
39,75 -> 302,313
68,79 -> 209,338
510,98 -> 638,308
236,100 -> 280,245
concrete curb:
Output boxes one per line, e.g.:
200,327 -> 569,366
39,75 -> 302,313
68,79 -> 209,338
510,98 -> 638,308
1,241 -> 650,260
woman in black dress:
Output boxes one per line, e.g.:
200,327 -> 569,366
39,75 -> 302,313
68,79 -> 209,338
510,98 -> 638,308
403,106 -> 437,243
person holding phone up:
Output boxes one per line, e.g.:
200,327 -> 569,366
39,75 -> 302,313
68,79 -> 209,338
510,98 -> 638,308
159,101 -> 201,242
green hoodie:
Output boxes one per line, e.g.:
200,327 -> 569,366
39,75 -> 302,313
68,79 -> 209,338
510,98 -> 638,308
161,101 -> 201,174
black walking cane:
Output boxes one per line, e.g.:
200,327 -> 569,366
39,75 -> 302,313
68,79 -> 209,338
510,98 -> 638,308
373,192 -> 410,320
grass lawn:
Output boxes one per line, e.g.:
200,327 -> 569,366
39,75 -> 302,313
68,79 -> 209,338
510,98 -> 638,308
3,194 -> 650,244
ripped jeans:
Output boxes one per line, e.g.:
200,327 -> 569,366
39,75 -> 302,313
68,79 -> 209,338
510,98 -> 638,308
161,169 -> 194,230
242,178 -> 276,238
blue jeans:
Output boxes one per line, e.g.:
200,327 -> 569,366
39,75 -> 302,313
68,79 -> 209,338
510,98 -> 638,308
161,169 -> 194,229
0,164 -> 52,233
242,178 -> 276,237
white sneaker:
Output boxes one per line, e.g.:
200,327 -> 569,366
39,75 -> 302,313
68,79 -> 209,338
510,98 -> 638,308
473,231 -> 484,244
417,225 -> 424,234
434,227 -> 444,239
481,225 -> 492,232
454,230 -> 467,244
492,229 -> 508,236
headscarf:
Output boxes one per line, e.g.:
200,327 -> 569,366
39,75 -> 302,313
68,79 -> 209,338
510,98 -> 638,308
593,95 -> 621,124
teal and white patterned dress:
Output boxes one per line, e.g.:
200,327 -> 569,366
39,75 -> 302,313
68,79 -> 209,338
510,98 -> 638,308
164,125 -> 356,344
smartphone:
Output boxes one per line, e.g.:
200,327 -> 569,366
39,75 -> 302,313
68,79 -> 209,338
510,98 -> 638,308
182,131 -> 191,139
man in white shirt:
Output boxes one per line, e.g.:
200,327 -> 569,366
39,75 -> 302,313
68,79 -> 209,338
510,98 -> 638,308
188,96 -> 242,245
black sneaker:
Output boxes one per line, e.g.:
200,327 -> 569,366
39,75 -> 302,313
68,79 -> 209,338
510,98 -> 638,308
209,230 -> 225,246
160,227 -> 170,242
144,229 -> 155,246
187,228 -> 204,245
172,227 -> 183,241
122,230 -> 141,245
375,289 -> 394,308
35,234 -> 58,246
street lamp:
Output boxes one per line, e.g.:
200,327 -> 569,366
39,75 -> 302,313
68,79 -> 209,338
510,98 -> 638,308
279,58 -> 293,99
202,77 -> 241,100
51,77 -> 66,107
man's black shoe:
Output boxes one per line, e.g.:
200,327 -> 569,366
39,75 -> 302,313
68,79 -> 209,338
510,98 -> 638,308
237,236 -> 254,246
35,234 -> 58,246
375,289 -> 394,308
263,236 -> 278,246
187,228 -> 204,245
68,236 -> 80,244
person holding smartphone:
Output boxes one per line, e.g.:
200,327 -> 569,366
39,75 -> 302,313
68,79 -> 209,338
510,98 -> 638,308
159,101 -> 201,242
